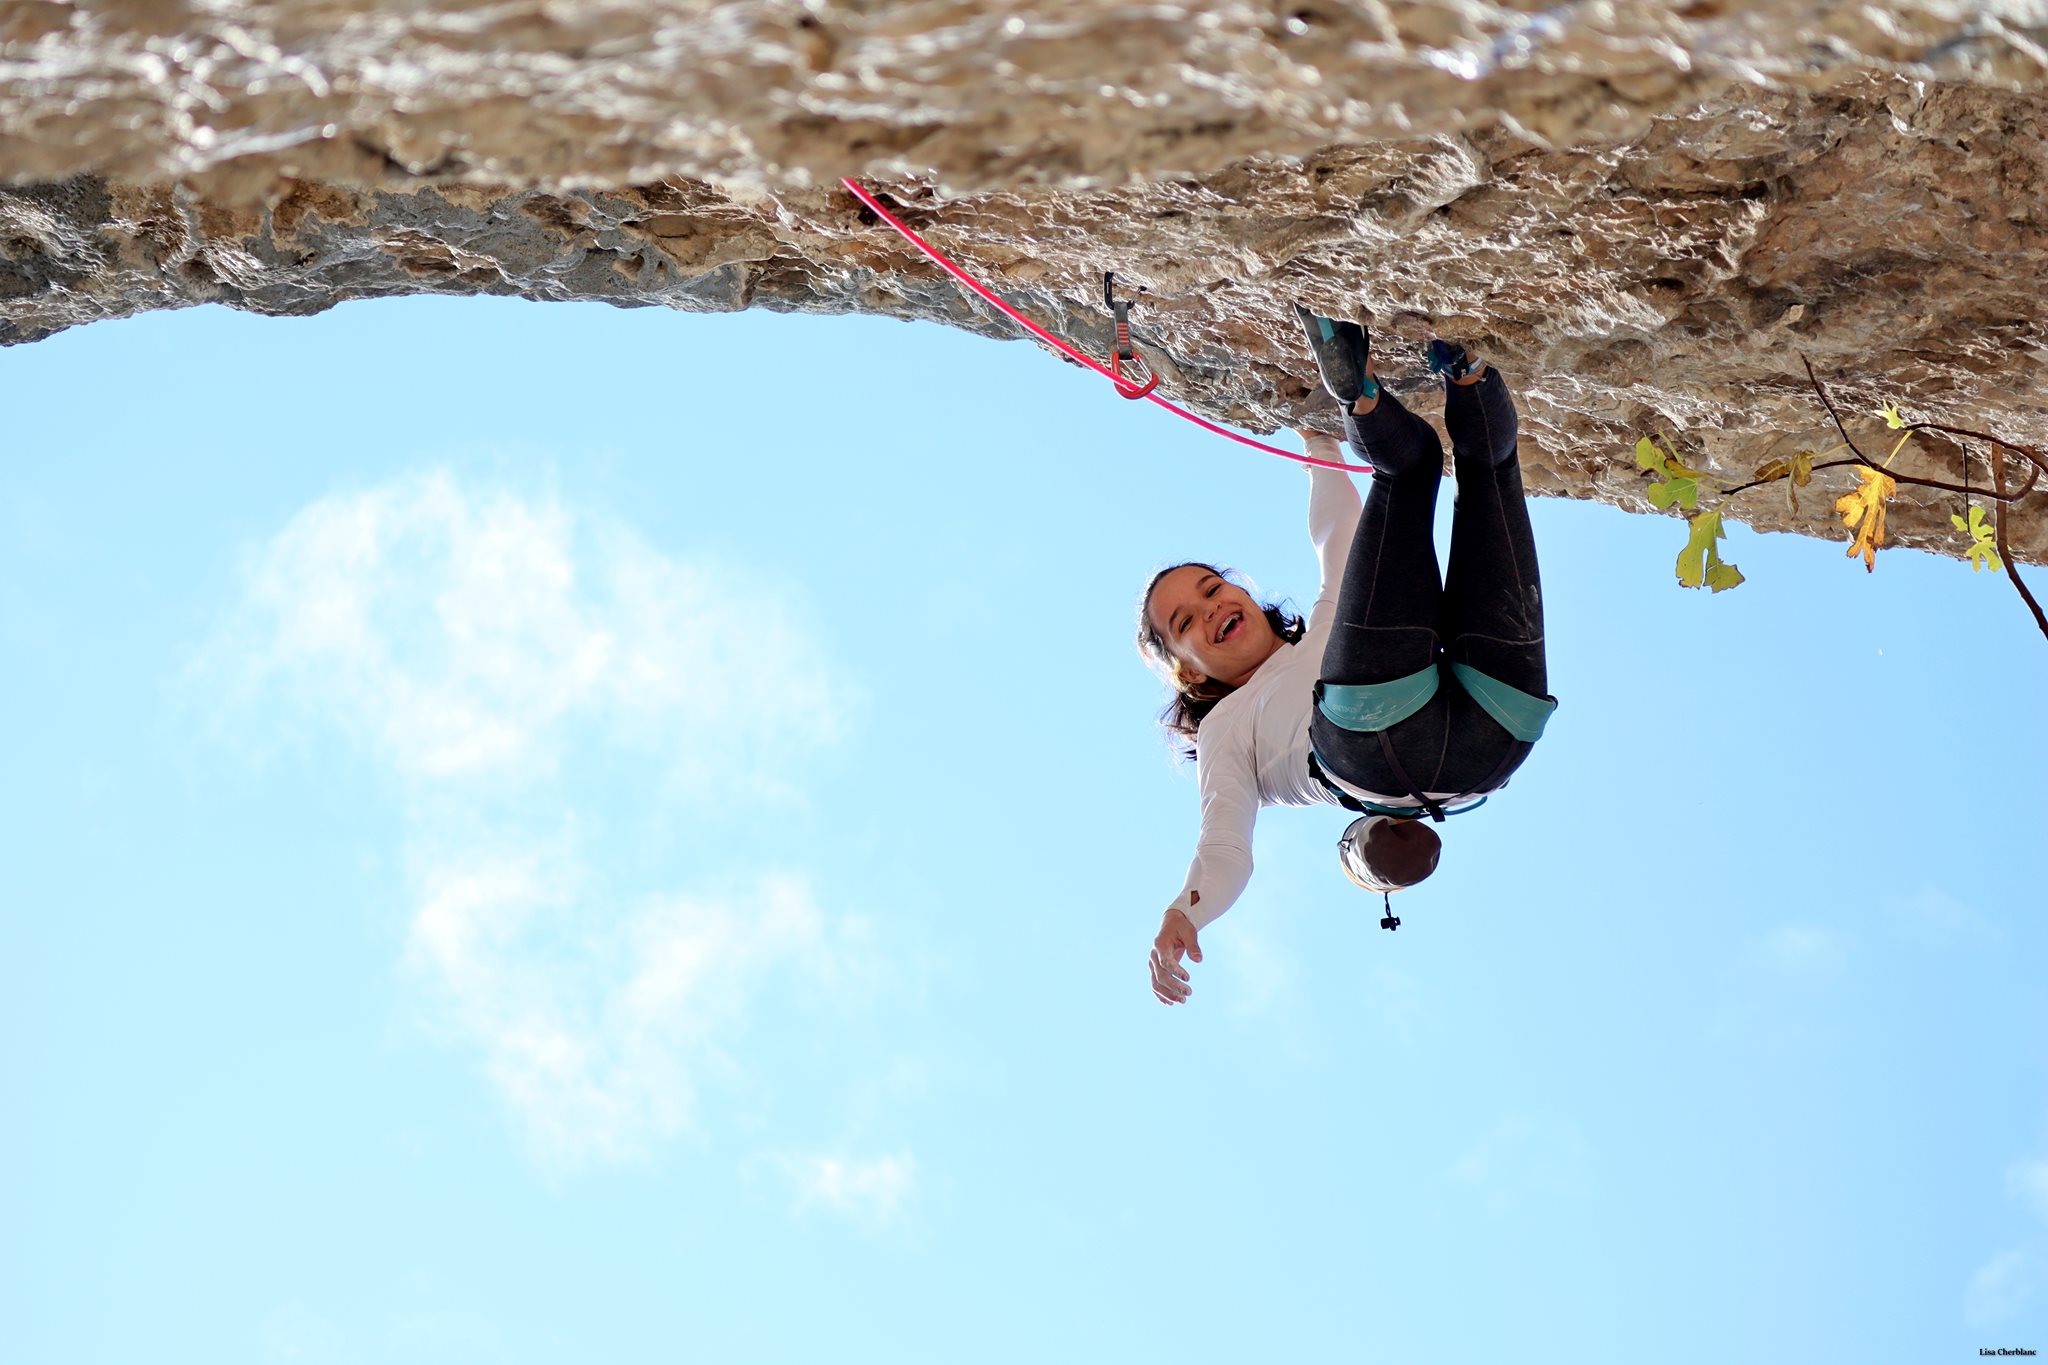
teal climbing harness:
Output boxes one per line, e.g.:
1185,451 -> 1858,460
1319,663 -> 1556,745
1310,663 -> 1557,822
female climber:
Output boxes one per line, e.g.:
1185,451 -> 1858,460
1136,306 -> 1556,1005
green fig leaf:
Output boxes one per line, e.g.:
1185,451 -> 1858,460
1676,509 -> 1743,592
1637,433 -> 1699,510
1954,503 -> 2003,574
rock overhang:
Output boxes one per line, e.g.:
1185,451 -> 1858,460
2,0 -> 2044,559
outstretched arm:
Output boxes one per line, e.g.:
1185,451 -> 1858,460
1148,732 -> 1257,1005
1299,430 -> 1362,602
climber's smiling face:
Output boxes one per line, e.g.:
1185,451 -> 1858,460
1146,566 -> 1285,689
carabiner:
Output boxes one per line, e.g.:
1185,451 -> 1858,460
1104,272 -> 1160,399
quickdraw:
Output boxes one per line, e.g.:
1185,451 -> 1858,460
838,176 -> 1370,474
1103,272 -> 1159,399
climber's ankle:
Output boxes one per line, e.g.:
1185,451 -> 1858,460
1350,358 -> 1382,413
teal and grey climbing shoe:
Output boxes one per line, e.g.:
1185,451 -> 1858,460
1427,338 -> 1481,381
1293,304 -> 1378,404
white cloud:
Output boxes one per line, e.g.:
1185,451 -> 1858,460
1756,923 -> 1848,979
769,1149 -> 918,1226
1963,1142 -> 2048,1329
2011,1158 -> 2048,1226
1706,921 -> 1853,1043
1445,1111 -> 1590,1206
260,1301 -> 351,1365
194,468 -> 846,797
1966,1246 -> 2047,1330
1890,884 -> 1995,949
194,469 -> 874,1164
401,834 -> 856,1164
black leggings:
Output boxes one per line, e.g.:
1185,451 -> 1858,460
1308,367 -> 1549,798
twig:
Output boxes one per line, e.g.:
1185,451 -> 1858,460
1715,454 -> 2031,502
1899,419 -> 2048,472
1785,360 -> 2043,502
1994,451 -> 2048,640
1802,354 -> 1871,464
1902,422 -> 2046,501
1712,470 -> 1805,500
1797,354 -> 2044,643
1792,358 -> 2046,499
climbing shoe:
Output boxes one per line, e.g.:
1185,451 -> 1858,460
1427,338 -> 1481,381
1294,304 -> 1378,405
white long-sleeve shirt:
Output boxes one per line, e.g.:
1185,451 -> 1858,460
1165,439 -> 1425,932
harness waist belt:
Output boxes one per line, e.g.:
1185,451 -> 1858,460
1316,663 -> 1556,742
1314,664 -> 1439,732
1307,749 -> 1489,820
1449,662 -> 1556,743
1311,662 -> 1558,821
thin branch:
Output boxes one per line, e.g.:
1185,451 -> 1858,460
1786,358 -> 2037,500
1993,451 -> 2048,641
1965,421 -> 1974,519
1714,453 -> 2031,503
1902,421 -> 2048,476
1796,353 -> 2043,642
1801,354 -> 1872,464
1903,422 -> 2046,502
1707,476 -> 1782,499
1794,358 -> 2046,500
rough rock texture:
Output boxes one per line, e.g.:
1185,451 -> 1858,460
4,0 -> 2046,558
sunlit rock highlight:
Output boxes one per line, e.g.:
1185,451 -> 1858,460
4,1 -> 2045,556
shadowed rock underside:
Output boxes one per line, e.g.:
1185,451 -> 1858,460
3,0 -> 2045,558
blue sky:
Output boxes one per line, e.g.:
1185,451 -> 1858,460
4,290 -> 2046,1365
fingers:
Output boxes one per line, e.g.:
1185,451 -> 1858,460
1151,906 -> 1201,1004
1149,939 -> 1194,1005
1150,951 -> 1191,1004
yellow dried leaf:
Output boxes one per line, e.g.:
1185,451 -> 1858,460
1753,451 -> 1817,513
1785,450 -> 1815,512
1834,465 -> 1897,572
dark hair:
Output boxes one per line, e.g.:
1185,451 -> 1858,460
1135,560 -> 1305,763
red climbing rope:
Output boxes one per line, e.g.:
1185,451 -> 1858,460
840,177 -> 1370,475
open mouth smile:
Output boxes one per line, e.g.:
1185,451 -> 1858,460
1214,611 -> 1244,645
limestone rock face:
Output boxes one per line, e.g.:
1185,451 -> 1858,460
4,0 -> 2046,558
